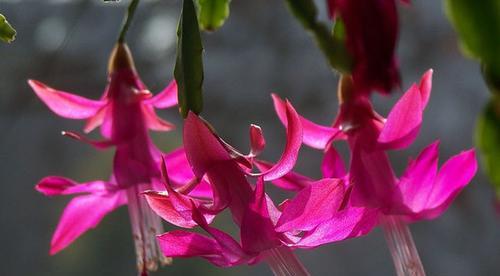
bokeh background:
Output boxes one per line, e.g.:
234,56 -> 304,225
1,0 -> 499,275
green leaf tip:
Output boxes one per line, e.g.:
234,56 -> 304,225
175,0 -> 204,118
0,14 -> 16,43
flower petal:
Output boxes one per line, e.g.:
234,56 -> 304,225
183,113 -> 232,178
36,176 -> 112,196
419,69 -> 433,108
83,106 -> 108,133
272,94 -> 342,149
254,99 -> 303,181
377,84 -> 423,149
146,80 -> 178,109
392,141 -> 439,215
254,160 -> 312,191
241,178 -> 281,254
321,145 -> 346,178
50,191 -> 126,254
249,124 -> 266,157
291,207 -> 378,248
142,104 -> 175,132
349,145 -> 397,209
28,79 -> 106,119
276,178 -> 345,232
421,149 -> 477,219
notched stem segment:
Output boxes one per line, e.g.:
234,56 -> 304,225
263,247 -> 310,276
380,215 -> 426,276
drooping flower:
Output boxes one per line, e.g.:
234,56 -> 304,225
273,70 -> 477,274
31,43 -> 210,274
144,107 -> 375,274
327,0 -> 406,95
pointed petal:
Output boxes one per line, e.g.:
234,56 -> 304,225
276,178 -> 345,232
419,69 -> 433,108
29,80 -> 105,119
321,146 -> 346,178
100,105 -> 113,138
377,84 -> 423,149
50,191 -> 126,254
421,149 -> 477,218
272,94 -> 342,150
249,124 -> 266,157
146,80 -> 178,109
241,178 -> 281,254
83,106 -> 108,133
254,100 -> 303,181
291,207 -> 378,248
36,176 -> 112,196
254,160 -> 312,191
142,105 -> 176,132
393,142 -> 439,214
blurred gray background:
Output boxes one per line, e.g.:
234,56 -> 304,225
1,0 -> 498,275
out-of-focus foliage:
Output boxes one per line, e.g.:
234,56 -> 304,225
0,14 -> 16,43
476,100 -> 500,199
445,0 -> 500,72
196,0 -> 230,31
175,0 -> 204,118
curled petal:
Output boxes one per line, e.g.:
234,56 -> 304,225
50,191 -> 126,254
146,80 -> 178,109
29,79 -> 105,119
377,84 -> 423,150
254,160 -> 312,191
249,124 -> 266,157
272,94 -> 342,150
253,99 -> 303,181
276,178 -> 345,232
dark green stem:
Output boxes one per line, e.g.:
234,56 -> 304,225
284,0 -> 352,74
118,0 -> 140,43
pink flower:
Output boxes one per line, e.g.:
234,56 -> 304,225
31,43 -> 209,273
145,107 -> 374,272
327,0 -> 405,95
272,70 -> 477,221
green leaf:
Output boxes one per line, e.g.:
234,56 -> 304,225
445,0 -> 500,72
196,0 -> 230,31
175,0 -> 204,118
0,14 -> 16,43
476,100 -> 500,199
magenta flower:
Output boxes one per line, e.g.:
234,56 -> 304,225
273,70 -> 477,274
31,43 -> 209,274
327,0 -> 406,95
144,106 -> 375,274
273,70 -> 477,220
